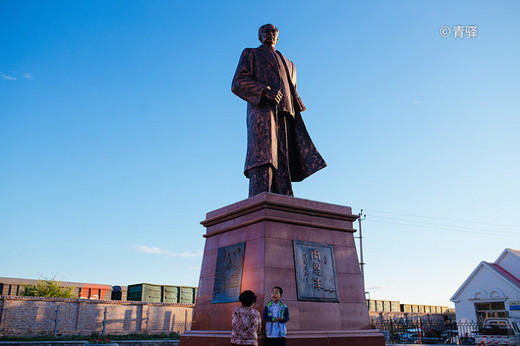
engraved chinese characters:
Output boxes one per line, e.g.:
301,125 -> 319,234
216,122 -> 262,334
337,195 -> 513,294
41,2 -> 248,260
212,243 -> 246,303
293,240 -> 339,302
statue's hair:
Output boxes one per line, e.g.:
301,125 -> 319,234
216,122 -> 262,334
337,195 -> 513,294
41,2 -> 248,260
258,24 -> 278,42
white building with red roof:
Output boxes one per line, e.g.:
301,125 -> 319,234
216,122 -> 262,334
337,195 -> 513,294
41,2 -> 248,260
450,248 -> 520,324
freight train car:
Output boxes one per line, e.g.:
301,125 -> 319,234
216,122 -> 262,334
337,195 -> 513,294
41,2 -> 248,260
126,283 -> 197,304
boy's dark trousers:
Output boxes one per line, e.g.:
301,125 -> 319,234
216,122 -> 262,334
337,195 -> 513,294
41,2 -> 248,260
265,337 -> 286,346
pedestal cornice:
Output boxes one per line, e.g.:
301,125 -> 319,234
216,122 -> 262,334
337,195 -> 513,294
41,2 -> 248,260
201,193 -> 358,237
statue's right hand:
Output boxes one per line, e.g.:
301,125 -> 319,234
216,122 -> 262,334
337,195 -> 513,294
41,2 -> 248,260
264,86 -> 283,104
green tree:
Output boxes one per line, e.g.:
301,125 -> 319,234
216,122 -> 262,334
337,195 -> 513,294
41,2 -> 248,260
21,276 -> 76,298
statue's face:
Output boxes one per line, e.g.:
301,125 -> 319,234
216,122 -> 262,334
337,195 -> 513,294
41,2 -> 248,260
261,26 -> 279,46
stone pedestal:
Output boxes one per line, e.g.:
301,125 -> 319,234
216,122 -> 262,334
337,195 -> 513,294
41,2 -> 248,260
180,193 -> 384,346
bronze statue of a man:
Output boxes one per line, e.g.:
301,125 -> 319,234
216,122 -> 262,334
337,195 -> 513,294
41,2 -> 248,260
232,24 -> 326,197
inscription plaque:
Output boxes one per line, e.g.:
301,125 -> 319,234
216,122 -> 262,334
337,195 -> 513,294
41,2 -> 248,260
212,242 -> 246,303
293,240 -> 339,302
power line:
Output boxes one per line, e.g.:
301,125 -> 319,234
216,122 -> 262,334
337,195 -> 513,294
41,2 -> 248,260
368,215 -> 519,236
366,219 -> 520,238
364,208 -> 520,229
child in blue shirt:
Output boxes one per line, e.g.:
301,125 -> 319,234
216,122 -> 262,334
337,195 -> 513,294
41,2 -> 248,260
262,286 -> 289,346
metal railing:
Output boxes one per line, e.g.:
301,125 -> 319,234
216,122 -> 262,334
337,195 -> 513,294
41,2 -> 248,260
373,320 -> 480,344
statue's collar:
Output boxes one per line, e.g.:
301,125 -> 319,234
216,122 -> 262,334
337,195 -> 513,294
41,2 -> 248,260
259,44 -> 276,52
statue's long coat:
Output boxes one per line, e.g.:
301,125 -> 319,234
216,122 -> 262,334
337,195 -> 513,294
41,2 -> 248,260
231,45 -> 326,182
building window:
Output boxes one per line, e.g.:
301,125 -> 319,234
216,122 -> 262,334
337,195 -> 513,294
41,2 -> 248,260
475,302 -> 507,325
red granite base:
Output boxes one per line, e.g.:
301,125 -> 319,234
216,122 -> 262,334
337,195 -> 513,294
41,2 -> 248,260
180,193 -> 384,346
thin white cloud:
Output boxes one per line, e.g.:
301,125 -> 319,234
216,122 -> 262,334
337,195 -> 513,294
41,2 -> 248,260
134,245 -> 202,258
134,245 -> 165,254
1,73 -> 16,80
412,99 -> 422,105
1,72 -> 33,80
367,285 -> 397,291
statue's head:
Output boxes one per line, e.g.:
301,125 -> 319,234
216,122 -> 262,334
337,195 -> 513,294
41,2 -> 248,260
258,24 -> 279,47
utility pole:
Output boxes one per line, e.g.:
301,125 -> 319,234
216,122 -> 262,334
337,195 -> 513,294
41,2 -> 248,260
357,209 -> 366,292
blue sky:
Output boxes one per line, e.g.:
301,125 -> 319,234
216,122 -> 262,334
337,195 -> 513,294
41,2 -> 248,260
1,1 -> 519,307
